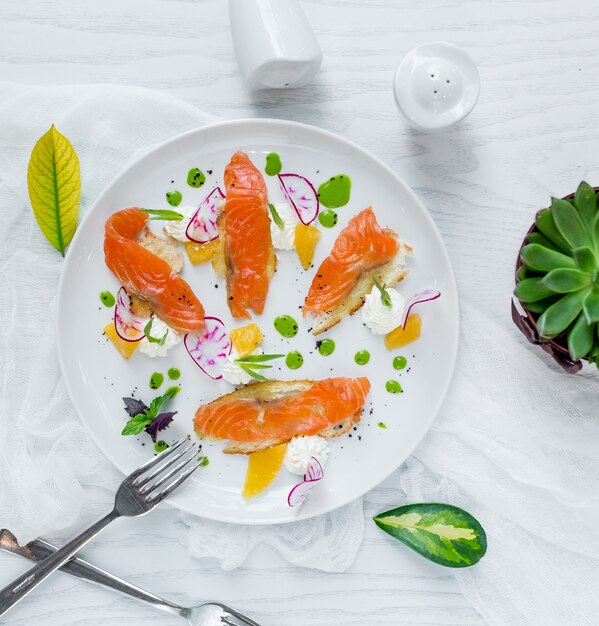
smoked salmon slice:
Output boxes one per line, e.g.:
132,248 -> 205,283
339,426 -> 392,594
193,377 -> 370,453
104,208 -> 205,334
303,207 -> 411,334
222,152 -> 276,318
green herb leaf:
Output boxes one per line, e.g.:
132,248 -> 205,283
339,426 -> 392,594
572,247 -> 597,273
238,363 -> 269,381
122,413 -> 153,436
146,386 -> 180,420
138,208 -> 184,221
27,124 -> 80,256
537,287 -> 591,338
236,353 -> 285,363
143,318 -> 169,346
583,287 -> 599,324
520,244 -> 576,272
374,503 -> 487,568
372,276 -> 392,308
235,362 -> 272,370
269,202 -> 284,228
567,314 -> 594,360
551,197 -> 591,249
541,268 -> 592,293
514,277 -> 556,303
574,181 -> 597,233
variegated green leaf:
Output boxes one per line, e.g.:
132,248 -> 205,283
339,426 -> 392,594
573,181 -> 597,234
551,197 -> 590,249
374,503 -> 487,568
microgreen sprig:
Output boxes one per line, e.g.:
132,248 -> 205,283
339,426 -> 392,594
138,208 -> 184,221
121,386 -> 180,439
269,202 -> 284,228
235,353 -> 284,381
372,276 -> 392,308
144,318 -> 169,346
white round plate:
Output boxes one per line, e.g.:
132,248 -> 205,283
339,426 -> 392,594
57,119 -> 459,524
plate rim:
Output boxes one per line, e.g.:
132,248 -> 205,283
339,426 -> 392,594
56,117 -> 460,524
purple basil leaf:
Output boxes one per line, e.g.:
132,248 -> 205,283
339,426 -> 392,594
144,411 -> 177,442
123,397 -> 149,418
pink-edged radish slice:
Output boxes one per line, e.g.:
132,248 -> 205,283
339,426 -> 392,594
287,457 -> 324,507
184,316 -> 232,380
278,173 -> 319,225
401,289 -> 441,329
114,286 -> 149,342
185,187 -> 226,243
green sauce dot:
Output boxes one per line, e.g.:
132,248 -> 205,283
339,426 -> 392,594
274,314 -> 299,338
154,440 -> 169,453
316,338 -> 335,356
150,372 -> 164,390
165,385 -> 181,397
99,291 -> 115,307
354,350 -> 370,366
286,350 -> 304,370
166,190 -> 182,206
393,356 -> 408,370
265,152 -> 282,176
377,422 -> 387,429
198,456 -> 210,467
167,367 -> 181,380
317,175 -> 351,208
318,208 -> 338,228
386,380 -> 403,394
187,167 -> 206,188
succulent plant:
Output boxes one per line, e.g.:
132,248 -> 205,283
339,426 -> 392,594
515,182 -> 599,365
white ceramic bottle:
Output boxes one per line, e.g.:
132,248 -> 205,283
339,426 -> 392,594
229,0 -> 323,91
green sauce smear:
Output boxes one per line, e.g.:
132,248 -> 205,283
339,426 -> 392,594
318,209 -> 338,228
187,167 -> 206,188
154,440 -> 169,453
99,291 -> 115,307
316,338 -> 335,356
386,380 -> 403,394
274,314 -> 299,338
198,455 -> 210,467
317,175 -> 351,208
166,190 -> 182,206
265,152 -> 282,176
286,350 -> 304,370
378,422 -> 387,429
354,350 -> 370,366
149,372 -> 164,390
393,356 -> 407,370
167,367 -> 181,380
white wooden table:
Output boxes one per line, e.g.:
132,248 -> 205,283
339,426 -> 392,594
2,0 -> 599,624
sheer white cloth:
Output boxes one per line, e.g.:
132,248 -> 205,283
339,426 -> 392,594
1,81 -> 598,624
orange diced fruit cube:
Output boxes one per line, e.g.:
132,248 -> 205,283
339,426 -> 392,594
184,239 -> 220,265
294,224 -> 321,270
385,314 -> 422,350
242,444 -> 287,499
230,323 -> 263,357
103,322 -> 139,359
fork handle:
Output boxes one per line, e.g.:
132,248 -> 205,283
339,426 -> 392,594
0,533 -> 187,619
0,511 -> 119,618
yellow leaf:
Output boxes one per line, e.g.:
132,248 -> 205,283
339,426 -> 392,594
27,125 -> 80,255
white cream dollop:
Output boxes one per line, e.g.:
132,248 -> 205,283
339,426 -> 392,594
362,285 -> 405,335
284,436 -> 329,475
269,202 -> 299,250
221,347 -> 263,386
163,205 -> 196,241
138,317 -> 180,357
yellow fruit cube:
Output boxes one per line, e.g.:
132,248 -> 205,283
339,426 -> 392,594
294,224 -> 321,270
243,444 -> 287,499
385,314 -> 422,350
184,239 -> 220,265
103,322 -> 139,359
230,323 -> 263,357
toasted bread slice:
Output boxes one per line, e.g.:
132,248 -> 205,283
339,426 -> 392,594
309,236 -> 412,335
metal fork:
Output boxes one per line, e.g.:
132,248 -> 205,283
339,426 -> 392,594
0,436 -> 200,618
0,530 -> 260,626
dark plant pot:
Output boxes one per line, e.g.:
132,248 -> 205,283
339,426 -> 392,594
512,187 -> 599,374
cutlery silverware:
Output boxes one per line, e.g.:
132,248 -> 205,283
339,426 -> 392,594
0,530 -> 260,626
0,437 -> 200,618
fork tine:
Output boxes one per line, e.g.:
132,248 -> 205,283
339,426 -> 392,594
221,606 -> 261,626
140,445 -> 199,494
135,440 -> 196,488
146,459 -> 201,504
129,436 -> 190,479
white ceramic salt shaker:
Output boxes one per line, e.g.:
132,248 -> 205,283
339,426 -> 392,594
393,42 -> 480,131
229,0 -> 323,92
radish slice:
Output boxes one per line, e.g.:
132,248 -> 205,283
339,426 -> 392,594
401,289 -> 441,329
278,173 -> 319,225
184,316 -> 232,380
185,187 -> 225,243
287,458 -> 324,507
114,287 -> 148,342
